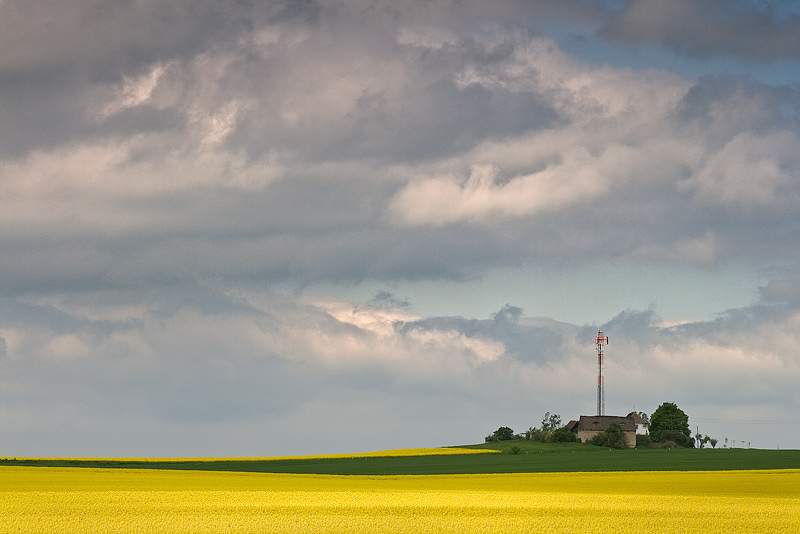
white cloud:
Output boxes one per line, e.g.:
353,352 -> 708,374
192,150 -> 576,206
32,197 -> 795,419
681,130 -> 800,208
389,160 -> 608,226
200,99 -> 247,146
0,139 -> 289,238
388,34 -> 696,226
3,285 -> 800,454
102,62 -> 170,117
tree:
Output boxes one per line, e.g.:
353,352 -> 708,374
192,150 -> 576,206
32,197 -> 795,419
541,412 -> 562,433
650,402 -> 693,448
525,413 -> 564,442
590,423 -> 628,449
709,437 -> 718,449
525,426 -> 547,442
549,425 -> 577,443
485,426 -> 515,442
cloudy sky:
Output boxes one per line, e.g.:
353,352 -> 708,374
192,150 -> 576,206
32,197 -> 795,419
2,0 -> 800,456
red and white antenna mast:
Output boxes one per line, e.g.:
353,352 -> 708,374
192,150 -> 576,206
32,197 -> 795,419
595,331 -> 609,416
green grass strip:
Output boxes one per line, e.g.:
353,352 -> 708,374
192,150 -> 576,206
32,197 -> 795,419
3,443 -> 799,474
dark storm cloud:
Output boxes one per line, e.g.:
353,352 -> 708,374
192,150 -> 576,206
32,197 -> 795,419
601,0 -> 800,61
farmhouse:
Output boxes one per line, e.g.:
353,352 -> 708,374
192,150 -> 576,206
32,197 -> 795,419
575,415 -> 637,447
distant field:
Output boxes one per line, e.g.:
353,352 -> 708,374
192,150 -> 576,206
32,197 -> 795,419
3,441 -> 799,475
0,447 -> 494,463
2,466 -> 798,533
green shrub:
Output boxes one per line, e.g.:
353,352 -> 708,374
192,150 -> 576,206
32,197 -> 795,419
549,426 -> 577,443
485,426 -> 515,442
525,428 -> 548,442
653,429 -> 694,448
590,423 -> 628,449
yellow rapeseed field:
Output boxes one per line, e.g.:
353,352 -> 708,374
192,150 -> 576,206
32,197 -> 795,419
2,466 -> 798,533
5,446 -> 498,463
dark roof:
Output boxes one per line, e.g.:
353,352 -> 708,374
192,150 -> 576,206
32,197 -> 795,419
577,415 -> 636,433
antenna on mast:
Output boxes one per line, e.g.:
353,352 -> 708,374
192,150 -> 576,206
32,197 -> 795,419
595,331 -> 609,416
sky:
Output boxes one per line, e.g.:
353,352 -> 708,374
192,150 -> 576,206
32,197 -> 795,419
2,0 -> 800,456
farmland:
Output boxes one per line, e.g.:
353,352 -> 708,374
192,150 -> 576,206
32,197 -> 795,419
2,465 -> 799,533
3,446 -> 799,532
3,441 -> 800,474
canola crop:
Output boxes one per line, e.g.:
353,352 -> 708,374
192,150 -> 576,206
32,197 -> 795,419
5,446 -> 498,463
2,467 -> 798,533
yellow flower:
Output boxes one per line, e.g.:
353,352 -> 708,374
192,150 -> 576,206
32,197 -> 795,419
2,467 -> 798,533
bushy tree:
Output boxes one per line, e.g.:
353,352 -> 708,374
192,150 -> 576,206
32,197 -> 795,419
485,426 -> 515,442
541,412 -> 562,433
524,426 -> 547,441
590,423 -> 627,449
549,426 -> 577,443
650,402 -> 693,448
525,412 -> 564,442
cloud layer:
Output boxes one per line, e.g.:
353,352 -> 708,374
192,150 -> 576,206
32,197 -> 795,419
602,0 -> 800,61
1,0 -> 799,454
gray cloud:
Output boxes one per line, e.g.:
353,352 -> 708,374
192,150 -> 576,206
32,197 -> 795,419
3,288 -> 798,454
601,0 -> 800,61
5,52 -> 799,294
0,1 -> 261,75
397,304 -> 567,364
760,278 -> 800,304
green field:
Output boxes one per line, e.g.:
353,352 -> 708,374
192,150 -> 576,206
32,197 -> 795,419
3,441 -> 799,474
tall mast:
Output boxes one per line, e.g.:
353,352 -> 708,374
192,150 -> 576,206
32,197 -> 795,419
595,331 -> 608,416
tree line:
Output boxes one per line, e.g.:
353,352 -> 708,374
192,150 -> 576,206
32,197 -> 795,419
485,412 -> 577,444
487,402 -> 707,449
